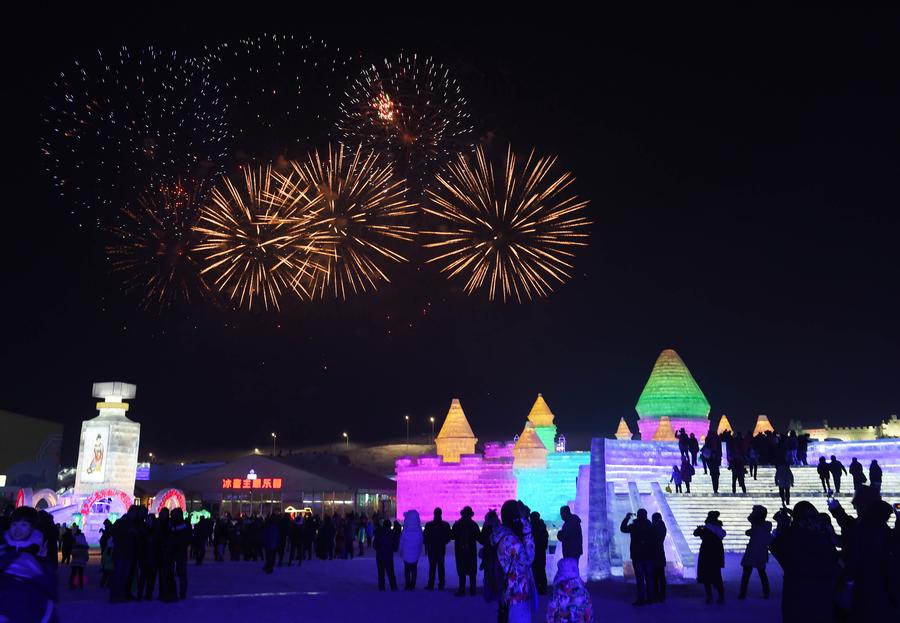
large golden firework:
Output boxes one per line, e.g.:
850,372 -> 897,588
275,144 -> 417,300
194,165 -> 317,311
106,181 -> 209,309
423,146 -> 591,302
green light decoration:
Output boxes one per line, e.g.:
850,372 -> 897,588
71,512 -> 83,528
189,509 -> 211,525
108,512 -> 120,524
635,349 -> 710,418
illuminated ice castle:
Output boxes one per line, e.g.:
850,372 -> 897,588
396,348 -> 900,583
396,394 -> 589,525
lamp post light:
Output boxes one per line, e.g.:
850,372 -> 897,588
271,432 -> 277,456
429,416 -> 435,444
404,415 -> 410,444
148,452 -> 154,464
342,432 -> 349,448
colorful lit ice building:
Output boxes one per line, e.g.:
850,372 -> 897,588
395,394 -> 591,526
397,349 -> 900,582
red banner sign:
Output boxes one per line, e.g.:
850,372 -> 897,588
222,477 -> 282,490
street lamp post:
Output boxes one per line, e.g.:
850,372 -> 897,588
404,415 -> 410,444
271,432 -> 277,456
429,416 -> 435,444
342,432 -> 349,448
148,452 -> 154,464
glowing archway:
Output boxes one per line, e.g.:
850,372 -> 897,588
79,488 -> 134,522
32,489 -> 59,510
149,488 -> 186,515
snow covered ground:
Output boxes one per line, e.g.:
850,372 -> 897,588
58,551 -> 783,622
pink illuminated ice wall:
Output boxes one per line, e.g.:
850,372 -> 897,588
395,454 -> 518,523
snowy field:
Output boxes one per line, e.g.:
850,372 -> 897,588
58,551 -> 783,622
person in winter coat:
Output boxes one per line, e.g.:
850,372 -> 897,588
650,512 -> 667,603
869,460 -> 883,494
848,458 -> 866,493
494,500 -> 536,623
738,505 -> 771,599
557,506 -> 582,561
770,501 -> 839,623
693,511 -> 726,604
688,433 -> 700,467
137,514 -> 159,600
669,465 -> 682,493
60,527 -> 74,565
530,511 -> 549,595
0,506 -> 58,623
479,510 -> 503,608
775,463 -> 794,507
373,519 -> 398,591
398,510 -> 423,590
423,507 -> 451,590
620,509 -> 654,605
816,456 -> 831,493
452,506 -> 481,596
708,452 -> 722,494
70,526 -> 89,589
828,456 -> 847,494
263,513 -> 280,574
677,429 -> 690,463
169,508 -> 192,599
545,557 -> 593,623
679,460 -> 695,494
827,490 -> 900,621
729,453 -> 747,494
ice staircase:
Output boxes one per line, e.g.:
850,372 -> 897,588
660,466 -> 900,553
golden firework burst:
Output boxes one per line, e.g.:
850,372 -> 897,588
274,144 -> 417,300
423,145 -> 591,302
193,165 -> 318,311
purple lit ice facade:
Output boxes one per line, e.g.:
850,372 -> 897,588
395,454 -> 517,523
808,439 -> 900,470
395,450 -> 588,524
637,417 -> 709,442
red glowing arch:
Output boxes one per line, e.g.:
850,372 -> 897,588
79,488 -> 134,520
149,488 -> 186,515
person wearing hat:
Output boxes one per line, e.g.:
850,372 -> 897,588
545,557 -> 593,622
423,507 -> 452,590
0,506 -> 57,622
451,506 -> 480,596
739,505 -> 771,599
693,511 -> 726,604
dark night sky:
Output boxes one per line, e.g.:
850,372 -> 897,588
2,12 -> 899,464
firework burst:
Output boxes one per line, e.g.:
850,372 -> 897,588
42,45 -> 230,227
337,53 -> 473,183
275,144 -> 417,300
423,145 -> 591,302
202,34 -> 360,161
194,165 -> 317,311
106,181 -> 209,309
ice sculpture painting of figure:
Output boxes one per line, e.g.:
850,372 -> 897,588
87,434 -> 104,474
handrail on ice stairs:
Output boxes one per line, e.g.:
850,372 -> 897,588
650,481 -> 697,579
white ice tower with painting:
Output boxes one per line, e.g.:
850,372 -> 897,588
75,382 -> 141,496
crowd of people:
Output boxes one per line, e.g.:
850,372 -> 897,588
669,427 -> 885,503
620,483 -> 900,620
3,439 -> 899,623
0,500 -> 591,622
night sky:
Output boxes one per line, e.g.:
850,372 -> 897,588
3,13 -> 899,464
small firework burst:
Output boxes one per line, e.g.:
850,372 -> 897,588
106,181 -> 209,309
194,165 -> 317,311
275,144 -> 417,300
423,145 -> 591,302
337,53 -> 473,183
42,45 -> 230,227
